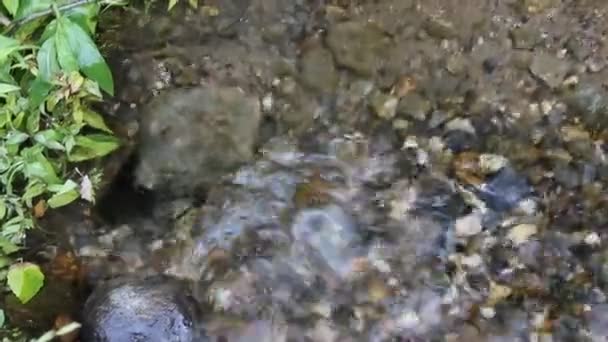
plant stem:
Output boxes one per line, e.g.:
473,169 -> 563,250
3,0 -> 103,34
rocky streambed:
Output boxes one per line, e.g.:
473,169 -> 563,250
5,0 -> 608,341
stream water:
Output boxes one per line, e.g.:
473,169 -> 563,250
5,0 -> 608,341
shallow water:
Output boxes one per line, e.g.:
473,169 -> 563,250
6,0 -> 608,341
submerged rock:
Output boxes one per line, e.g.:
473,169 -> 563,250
135,86 -> 261,196
529,52 -> 570,89
477,167 -> 532,212
81,276 -> 201,342
326,21 -> 388,76
292,204 -> 365,278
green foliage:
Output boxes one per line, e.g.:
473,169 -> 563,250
7,262 -> 44,303
0,0 -> 121,307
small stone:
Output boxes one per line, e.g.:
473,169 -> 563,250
392,118 -> 410,131
446,118 -> 476,135
425,17 -> 456,39
507,223 -> 538,246
446,54 -> 467,74
586,57 -> 606,73
262,93 -> 273,112
397,311 -> 420,330
397,93 -> 432,121
300,45 -> 338,93
530,52 -> 570,89
480,306 -> 496,319
461,253 -> 483,268
370,91 -> 399,120
478,167 -> 532,212
510,26 -> 540,49
584,232 -> 601,246
479,154 -> 508,174
560,125 -> 590,142
487,281 -> 512,306
455,212 -> 483,237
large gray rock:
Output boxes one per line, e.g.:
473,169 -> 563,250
81,276 -> 202,342
135,86 -> 261,196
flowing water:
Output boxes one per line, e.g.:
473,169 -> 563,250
5,1 -> 608,341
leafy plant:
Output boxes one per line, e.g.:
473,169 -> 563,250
7,262 -> 44,303
0,0 -> 123,308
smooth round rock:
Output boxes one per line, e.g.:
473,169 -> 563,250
81,276 -> 199,342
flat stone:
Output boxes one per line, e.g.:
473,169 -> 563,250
135,86 -> 261,197
530,52 -> 570,89
326,21 -> 388,76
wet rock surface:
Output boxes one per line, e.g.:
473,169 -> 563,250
33,0 -> 608,340
81,276 -> 201,342
135,86 -> 261,196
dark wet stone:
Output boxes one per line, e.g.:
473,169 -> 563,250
81,276 -> 201,342
482,57 -> 499,74
412,176 -> 466,223
135,86 -> 261,197
443,130 -> 478,153
477,167 -> 532,212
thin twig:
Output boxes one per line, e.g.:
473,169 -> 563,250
4,0 -> 102,34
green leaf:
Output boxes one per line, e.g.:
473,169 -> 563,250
28,77 -> 53,108
82,108 -> 112,133
2,0 -> 19,16
26,109 -> 40,133
65,3 -> 100,34
23,152 -> 60,184
0,83 -> 20,95
37,38 -> 60,82
5,130 -> 28,145
7,262 -> 44,304
47,189 -> 79,208
23,180 -> 46,201
55,20 -> 79,72
0,237 -> 19,254
0,309 -> 4,328
168,0 -> 178,10
61,17 -> 114,95
0,198 -> 5,219
14,0 -> 51,19
0,34 -> 19,63
34,129 -> 64,150
12,110 -> 24,128
69,134 -> 119,161
47,179 -> 77,193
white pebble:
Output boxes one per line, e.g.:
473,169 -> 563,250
585,232 -> 601,246
461,253 -> 483,268
507,224 -> 538,246
455,212 -> 483,237
480,306 -> 496,319
262,93 -> 273,112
